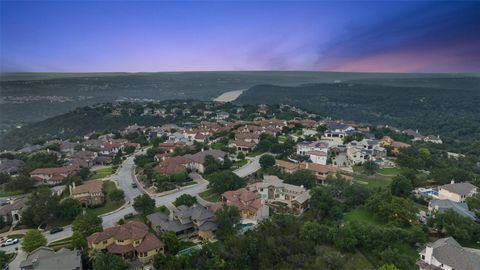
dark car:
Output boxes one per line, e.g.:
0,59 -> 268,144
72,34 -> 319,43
131,182 -> 137,188
49,227 -> 64,234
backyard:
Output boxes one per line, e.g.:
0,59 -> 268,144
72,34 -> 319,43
86,180 -> 125,216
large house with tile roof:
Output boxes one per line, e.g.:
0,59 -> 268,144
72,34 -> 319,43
30,164 -> 80,186
220,188 -> 269,223
87,221 -> 164,263
69,180 -> 104,207
417,237 -> 480,270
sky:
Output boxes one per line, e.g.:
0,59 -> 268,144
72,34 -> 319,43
1,1 -> 479,73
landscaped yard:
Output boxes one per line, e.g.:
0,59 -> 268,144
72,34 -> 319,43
6,233 -> 24,239
353,175 -> 392,190
231,159 -> 248,170
89,166 -> 114,180
48,237 -> 72,250
86,180 -> 125,216
199,189 -> 221,202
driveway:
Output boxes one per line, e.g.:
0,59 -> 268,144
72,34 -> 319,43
233,155 -> 263,178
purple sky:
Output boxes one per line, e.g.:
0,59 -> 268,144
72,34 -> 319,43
1,1 -> 479,73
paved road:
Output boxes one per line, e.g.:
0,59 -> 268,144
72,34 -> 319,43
233,155 -> 263,178
5,150 -> 254,268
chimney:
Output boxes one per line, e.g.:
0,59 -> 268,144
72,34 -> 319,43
425,245 -> 433,264
69,184 -> 73,194
306,163 -> 309,169
82,148 -> 85,152
451,180 -> 455,184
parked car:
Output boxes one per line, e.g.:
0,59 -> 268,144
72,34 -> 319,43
131,182 -> 137,188
1,238 -> 19,247
37,223 -> 47,232
50,227 -> 64,234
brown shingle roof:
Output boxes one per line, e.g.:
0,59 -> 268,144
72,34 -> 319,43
276,160 -> 299,171
70,180 -> 103,195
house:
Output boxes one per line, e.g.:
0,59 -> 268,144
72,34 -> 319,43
69,150 -> 97,168
69,180 -> 104,207
0,196 -> 28,225
297,141 -> 329,165
429,199 -> 477,221
417,237 -> 480,270
403,129 -> 425,141
438,181 -> 477,203
249,175 -> 310,215
424,135 -> 443,144
391,141 -> 411,155
184,149 -> 226,173
20,247 -> 82,270
147,205 -> 217,240
153,156 -> 190,175
229,139 -> 256,153
220,188 -> 269,223
0,159 -> 25,175
215,112 -> 230,120
299,162 -> 338,184
276,160 -> 299,174
87,221 -> 164,263
98,139 -> 127,156
323,123 -> 355,138
30,164 -> 80,185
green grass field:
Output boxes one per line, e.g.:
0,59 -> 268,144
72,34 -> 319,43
89,166 -> 114,180
377,167 -> 401,176
86,181 -> 125,216
199,189 -> 221,202
353,176 -> 392,190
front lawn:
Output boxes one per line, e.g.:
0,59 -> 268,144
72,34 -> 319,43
86,181 -> 125,216
231,159 -> 248,170
199,189 -> 221,202
89,166 -> 114,180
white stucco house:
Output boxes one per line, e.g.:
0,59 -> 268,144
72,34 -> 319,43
438,181 -> 477,203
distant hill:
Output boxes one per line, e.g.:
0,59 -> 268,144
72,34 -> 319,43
2,71 -> 476,137
236,76 -> 480,145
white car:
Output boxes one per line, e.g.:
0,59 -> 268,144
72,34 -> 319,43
1,238 -> 19,247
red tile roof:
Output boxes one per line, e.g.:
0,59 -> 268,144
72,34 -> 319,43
222,188 -> 262,213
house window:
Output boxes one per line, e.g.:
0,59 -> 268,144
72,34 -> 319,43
118,239 -> 123,243
421,255 -> 425,260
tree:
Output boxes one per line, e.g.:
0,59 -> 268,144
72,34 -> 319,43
285,169 -> 317,189
204,155 -> 221,174
72,212 -> 103,237
93,252 -> 128,270
21,188 -> 60,227
5,175 -> 35,192
259,154 -> 275,169
332,225 -> 357,252
58,198 -> 82,220
71,230 -> 87,250
390,175 -> 413,197
208,171 -> 246,194
173,194 -> 197,207
220,154 -> 233,170
430,209 -> 480,243
300,221 -> 331,244
365,189 -> 417,227
22,230 -> 47,252
237,152 -> 245,160
77,167 -> 91,180
215,205 -> 240,239
0,173 -> 11,185
109,189 -> 125,202
362,160 -> 379,175
162,231 -> 182,254
0,251 -> 9,269
133,194 -> 156,215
